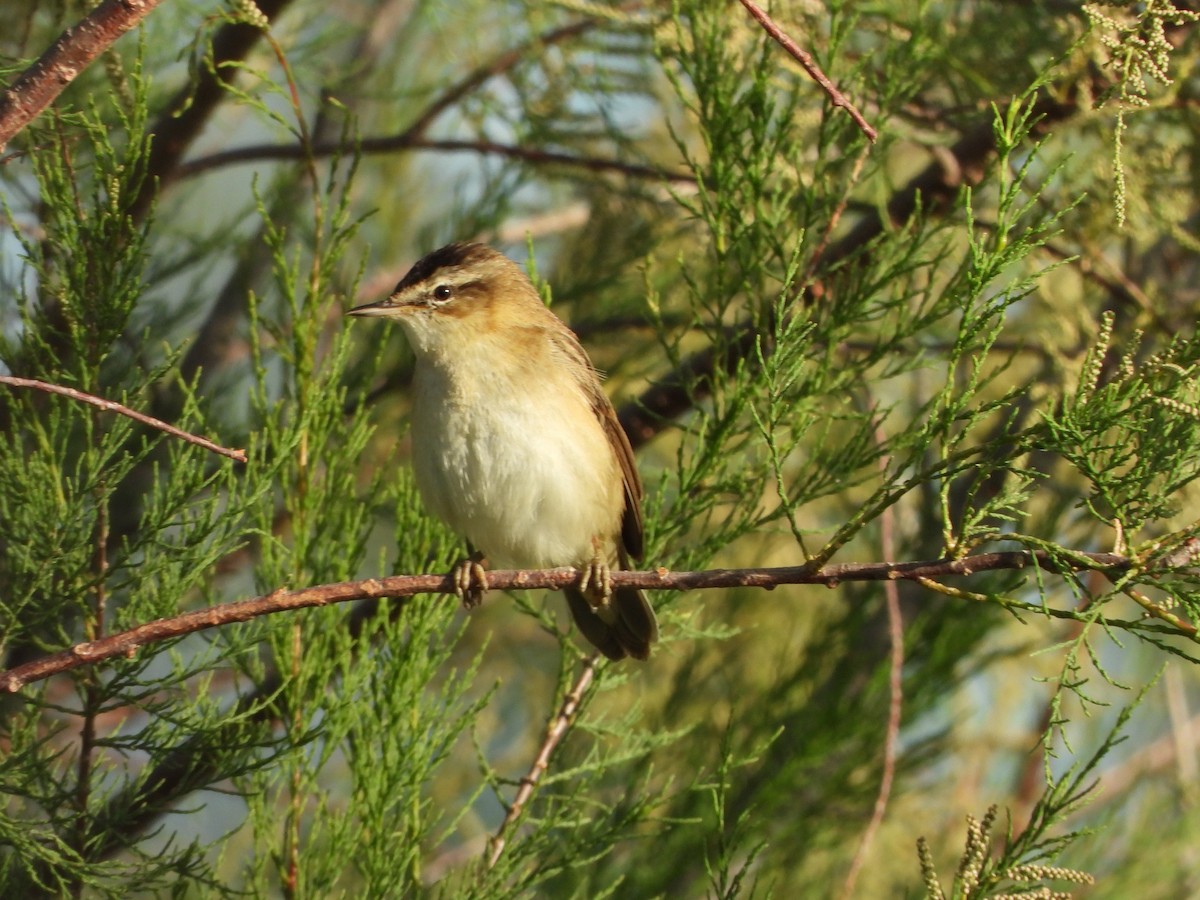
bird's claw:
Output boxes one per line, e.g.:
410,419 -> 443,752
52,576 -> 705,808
453,557 -> 489,609
578,558 -> 613,607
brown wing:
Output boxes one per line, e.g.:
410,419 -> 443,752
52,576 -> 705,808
595,391 -> 644,562
549,319 -> 645,563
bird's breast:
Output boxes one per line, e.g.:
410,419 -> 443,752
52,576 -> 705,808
408,354 -> 622,569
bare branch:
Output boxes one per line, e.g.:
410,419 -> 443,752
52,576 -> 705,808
0,549 -> 1157,692
168,5 -> 676,189
0,376 -> 247,463
0,0 -> 166,152
735,0 -> 877,142
396,15 -> 620,143
175,136 -> 695,184
486,658 -> 597,868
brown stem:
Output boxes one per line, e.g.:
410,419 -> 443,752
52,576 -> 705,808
175,137 -> 694,184
0,0 -> 167,152
71,423 -> 113,894
0,376 -> 247,463
0,549 -> 1153,692
735,0 -> 877,141
485,658 -> 597,868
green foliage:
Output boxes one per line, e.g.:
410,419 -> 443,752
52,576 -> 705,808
1,0 -> 1199,897
916,680 -> 1157,898
1083,0 -> 1200,225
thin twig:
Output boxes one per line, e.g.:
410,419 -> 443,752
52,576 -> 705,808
1122,585 -> 1197,635
800,144 -> 870,292
486,658 -> 598,868
175,136 -> 695,184
398,15 -> 627,143
173,6 -> 662,184
736,0 -> 877,142
0,0 -> 166,152
0,376 -> 247,463
0,549 -> 1156,692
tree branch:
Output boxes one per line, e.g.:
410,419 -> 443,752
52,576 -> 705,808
736,0 -> 877,142
175,136 -> 695,183
0,549 -> 1161,692
0,0 -> 166,153
0,376 -> 247,463
395,13 -> 633,144
167,6 -> 669,189
486,657 -> 597,868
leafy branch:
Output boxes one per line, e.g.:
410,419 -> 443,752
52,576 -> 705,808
5,546 -> 1193,692
0,376 -> 247,463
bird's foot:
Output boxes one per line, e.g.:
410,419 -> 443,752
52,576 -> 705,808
577,557 -> 613,607
452,552 -> 489,609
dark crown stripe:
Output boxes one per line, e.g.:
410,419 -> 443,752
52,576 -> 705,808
393,242 -> 492,292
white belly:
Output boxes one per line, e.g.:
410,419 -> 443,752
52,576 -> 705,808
409,362 -> 622,569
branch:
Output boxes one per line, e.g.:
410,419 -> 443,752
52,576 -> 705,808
0,0 -> 166,153
486,657 -> 597,868
0,376 -> 246,463
736,0 -> 877,142
174,136 -> 695,184
0,549 -> 1155,692
395,14 -> 630,143
166,6 -> 671,189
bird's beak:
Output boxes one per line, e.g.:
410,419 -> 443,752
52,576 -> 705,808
346,297 -> 403,317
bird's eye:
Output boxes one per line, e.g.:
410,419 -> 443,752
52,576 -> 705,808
432,284 -> 452,302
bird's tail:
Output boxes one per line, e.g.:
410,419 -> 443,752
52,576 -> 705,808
565,585 -> 658,661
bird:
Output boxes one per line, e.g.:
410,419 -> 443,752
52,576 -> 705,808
347,241 -> 658,660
